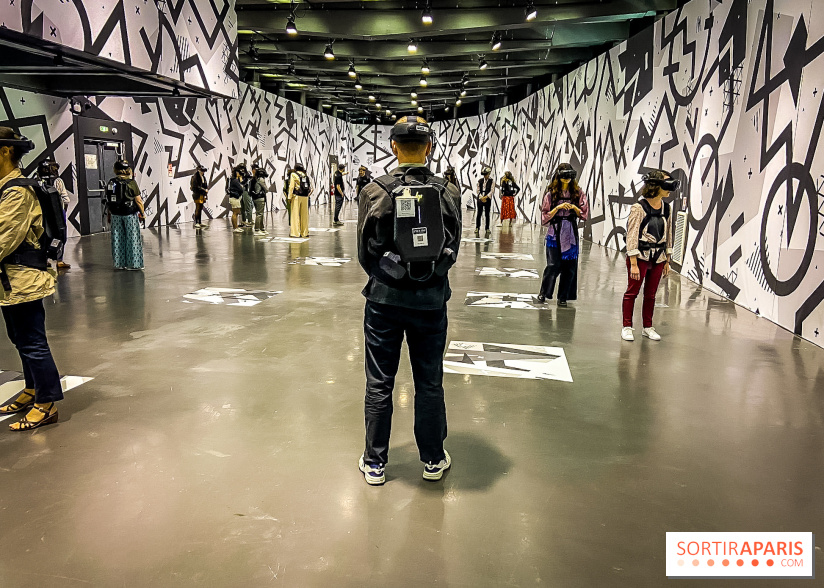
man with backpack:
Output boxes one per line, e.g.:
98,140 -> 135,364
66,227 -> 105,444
250,162 -> 269,236
332,163 -> 347,226
0,128 -> 64,431
190,164 -> 208,229
356,116 -> 461,486
288,163 -> 312,238
36,159 -> 72,268
105,160 -> 145,270
475,166 -> 493,235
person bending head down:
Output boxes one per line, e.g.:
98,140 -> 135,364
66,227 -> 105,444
390,116 -> 432,164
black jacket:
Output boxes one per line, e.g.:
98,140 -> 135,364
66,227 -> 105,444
357,166 -> 462,310
227,178 -> 244,199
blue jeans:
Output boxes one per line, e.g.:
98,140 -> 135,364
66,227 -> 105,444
1,299 -> 63,404
363,300 -> 448,465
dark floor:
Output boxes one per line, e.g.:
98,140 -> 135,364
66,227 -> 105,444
0,203 -> 821,587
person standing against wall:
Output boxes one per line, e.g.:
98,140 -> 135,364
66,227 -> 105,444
228,166 -> 245,233
621,170 -> 677,341
355,166 -> 371,202
537,163 -> 589,306
288,163 -> 312,238
499,171 -> 520,229
239,163 -> 254,228
106,160 -> 145,270
190,164 -> 208,229
475,166 -> 493,235
333,163 -> 346,226
250,163 -> 269,236
36,159 -> 71,268
282,166 -> 293,227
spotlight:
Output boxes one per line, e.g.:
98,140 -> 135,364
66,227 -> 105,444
444,105 -> 450,111
368,94 -> 376,101
421,4 -> 433,24
408,39 -> 418,53
285,14 -> 297,35
392,114 -> 397,120
411,92 -> 418,98
355,79 -> 363,91
421,60 -> 430,75
491,32 -> 502,51
348,62 -> 357,78
456,99 -> 462,106
386,109 -> 392,115
324,42 -> 335,60
411,99 -> 418,106
525,1 -> 537,21
417,106 -> 424,113
376,101 -> 381,109
420,76 -> 428,87
460,89 -> 467,97
478,56 -> 488,70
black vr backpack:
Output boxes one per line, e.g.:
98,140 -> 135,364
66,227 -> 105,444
638,198 -> 670,263
373,169 -> 456,282
105,177 -> 137,215
0,177 -> 68,290
295,172 -> 311,196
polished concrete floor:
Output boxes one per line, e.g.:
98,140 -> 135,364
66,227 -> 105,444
0,202 -> 822,587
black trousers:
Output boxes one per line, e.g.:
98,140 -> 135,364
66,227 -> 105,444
334,196 -> 344,223
539,245 -> 579,302
363,300 -> 448,465
475,198 -> 491,230
1,299 -> 63,403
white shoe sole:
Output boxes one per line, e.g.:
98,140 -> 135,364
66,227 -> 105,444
642,332 -> 661,341
422,451 -> 451,481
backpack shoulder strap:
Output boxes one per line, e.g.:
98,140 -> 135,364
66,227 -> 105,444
664,201 -> 671,219
373,174 -> 402,196
1,178 -> 38,195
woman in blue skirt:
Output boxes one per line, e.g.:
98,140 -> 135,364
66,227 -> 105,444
107,160 -> 145,270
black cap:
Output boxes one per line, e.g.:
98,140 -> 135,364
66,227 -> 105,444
389,116 -> 432,145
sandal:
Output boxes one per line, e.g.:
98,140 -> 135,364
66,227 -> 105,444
0,390 -> 35,415
10,403 -> 58,431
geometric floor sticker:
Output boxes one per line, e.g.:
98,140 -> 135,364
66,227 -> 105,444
262,236 -> 309,243
465,291 -> 548,310
476,267 -> 539,279
462,237 -> 493,243
444,341 -> 572,381
0,371 -> 94,422
480,252 -> 534,261
182,287 -> 282,306
287,257 -> 350,266
309,228 -> 341,233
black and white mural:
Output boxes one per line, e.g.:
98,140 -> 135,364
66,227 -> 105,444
0,0 -> 238,97
0,83 -> 352,235
352,0 -> 824,348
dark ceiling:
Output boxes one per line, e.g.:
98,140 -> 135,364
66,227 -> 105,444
237,0 -> 679,122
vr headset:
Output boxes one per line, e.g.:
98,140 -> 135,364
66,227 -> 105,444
254,168 -> 267,178
642,173 -> 681,191
114,159 -> 132,174
390,117 -> 433,144
0,134 -> 35,154
557,168 -> 577,180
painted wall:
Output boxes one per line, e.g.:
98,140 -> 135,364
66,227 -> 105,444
0,0 -> 239,97
351,0 -> 824,348
0,83 -> 352,235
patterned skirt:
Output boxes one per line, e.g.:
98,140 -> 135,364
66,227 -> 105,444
111,213 -> 144,270
501,195 -> 516,220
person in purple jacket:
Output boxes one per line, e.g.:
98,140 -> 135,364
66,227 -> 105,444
537,163 -> 589,306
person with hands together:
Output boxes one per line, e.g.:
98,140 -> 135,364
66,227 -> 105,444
621,169 -> 678,341
537,163 -> 589,306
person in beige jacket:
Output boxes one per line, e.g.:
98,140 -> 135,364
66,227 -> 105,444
0,128 -> 63,431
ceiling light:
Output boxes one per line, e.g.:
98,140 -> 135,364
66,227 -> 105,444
408,39 -> 418,53
287,62 -> 295,75
248,41 -> 259,61
421,60 -> 430,75
376,101 -> 382,109
421,4 -> 433,24
348,62 -> 357,78
478,56 -> 488,70
491,32 -> 502,51
368,94 -> 376,101
285,15 -> 297,35
355,79 -> 363,91
386,109 -> 392,115
460,89 -> 467,97
419,76 -> 428,87
392,114 -> 397,120
411,99 -> 418,106
324,42 -> 335,60
411,92 -> 417,98
456,99 -> 462,106
525,1 -> 537,21
417,106 -> 424,113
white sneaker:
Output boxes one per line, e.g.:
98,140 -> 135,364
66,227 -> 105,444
642,327 -> 661,341
621,327 -> 635,341
253,230 -> 264,236
260,230 -> 269,235
358,456 -> 385,486
423,450 -> 451,481
233,228 -> 244,233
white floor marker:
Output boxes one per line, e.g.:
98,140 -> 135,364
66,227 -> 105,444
0,373 -> 94,422
465,291 -> 548,310
182,287 -> 281,306
480,253 -> 534,261
444,341 -> 572,382
476,267 -> 539,279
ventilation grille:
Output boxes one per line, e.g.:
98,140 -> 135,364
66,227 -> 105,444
672,211 -> 688,265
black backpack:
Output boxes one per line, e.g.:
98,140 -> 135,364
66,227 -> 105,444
250,179 -> 266,199
105,177 -> 137,215
295,172 -> 311,196
0,178 -> 67,289
638,199 -> 670,262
